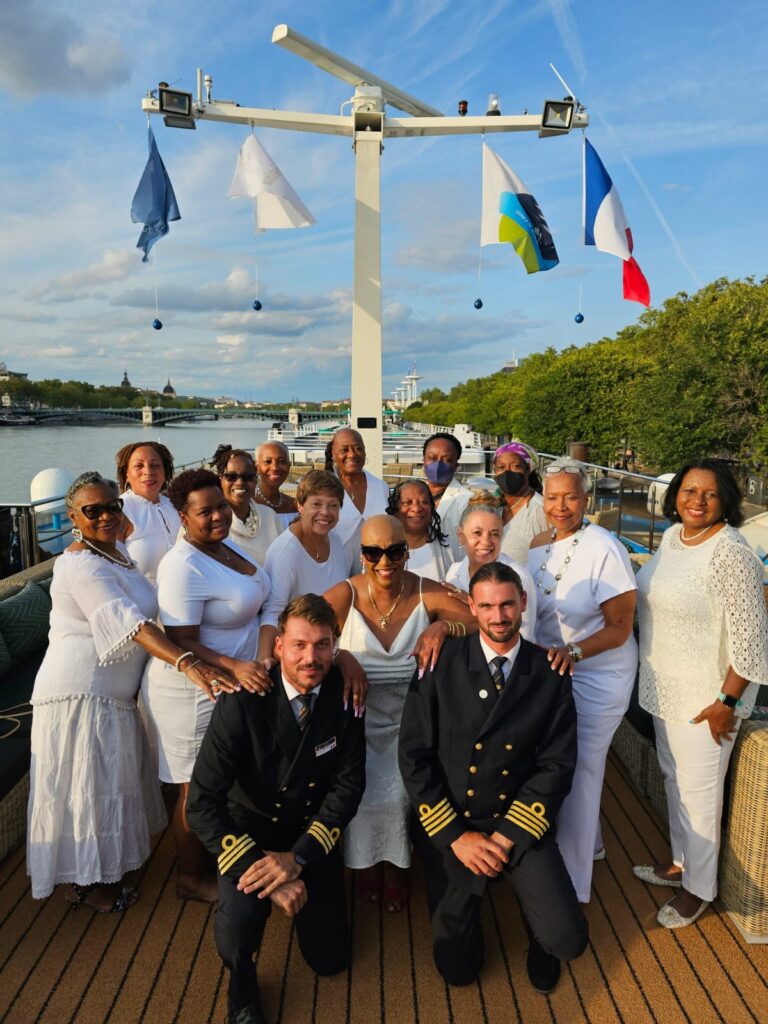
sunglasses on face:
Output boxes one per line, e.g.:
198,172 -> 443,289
79,499 -> 124,520
360,542 -> 409,564
222,472 -> 257,483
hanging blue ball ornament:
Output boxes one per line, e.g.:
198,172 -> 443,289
152,318 -> 163,331
252,299 -> 263,311
474,298 -> 483,310
574,312 -> 584,324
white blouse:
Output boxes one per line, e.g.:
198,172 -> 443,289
227,499 -> 283,568
156,539 -> 270,661
445,553 -> 538,642
121,491 -> 181,586
333,469 -> 391,559
261,529 -> 351,629
637,524 -> 768,723
500,492 -> 548,565
528,523 -> 638,717
434,478 -> 471,560
406,538 -> 453,582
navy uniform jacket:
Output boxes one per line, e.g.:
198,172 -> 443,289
398,634 -> 576,858
187,664 -> 365,882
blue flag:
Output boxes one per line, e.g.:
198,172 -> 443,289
130,126 -> 181,261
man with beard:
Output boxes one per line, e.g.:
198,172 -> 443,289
399,562 -> 587,994
187,595 -> 365,1024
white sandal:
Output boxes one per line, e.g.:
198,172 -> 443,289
657,898 -> 709,929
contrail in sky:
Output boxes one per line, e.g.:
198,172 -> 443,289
545,0 -> 702,290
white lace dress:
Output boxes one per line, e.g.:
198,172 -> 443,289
637,524 -> 768,722
27,547 -> 166,899
339,580 -> 429,869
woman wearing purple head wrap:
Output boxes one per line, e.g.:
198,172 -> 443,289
493,441 -> 548,565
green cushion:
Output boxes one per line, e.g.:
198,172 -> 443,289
0,630 -> 11,675
36,577 -> 52,596
0,582 -> 51,662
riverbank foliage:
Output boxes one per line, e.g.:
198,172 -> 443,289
408,278 -> 768,472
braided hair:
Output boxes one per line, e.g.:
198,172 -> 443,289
210,443 -> 255,477
386,479 -> 449,547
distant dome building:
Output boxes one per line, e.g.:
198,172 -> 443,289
162,378 -> 176,398
120,370 -> 132,389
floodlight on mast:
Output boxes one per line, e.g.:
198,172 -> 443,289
139,25 -> 588,473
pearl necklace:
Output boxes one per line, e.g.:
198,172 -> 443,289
680,521 -> 719,543
255,482 -> 280,510
80,537 -> 134,569
536,523 -> 588,595
367,580 -> 406,628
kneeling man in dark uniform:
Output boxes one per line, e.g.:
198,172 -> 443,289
187,595 -> 366,1024
399,562 -> 587,993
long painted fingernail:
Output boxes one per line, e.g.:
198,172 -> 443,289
344,700 -> 348,711
418,667 -> 424,680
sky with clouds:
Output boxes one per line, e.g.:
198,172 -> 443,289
0,0 -> 765,402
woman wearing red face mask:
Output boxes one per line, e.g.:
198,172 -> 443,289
494,442 -> 548,566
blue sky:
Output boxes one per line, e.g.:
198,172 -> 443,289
0,0 -> 765,403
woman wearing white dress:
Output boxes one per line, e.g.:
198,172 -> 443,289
116,441 -> 180,586
495,442 -> 548,566
324,515 -> 476,913
27,473 -> 223,912
387,479 -> 453,582
325,428 -> 390,567
421,432 -> 471,559
212,444 -> 282,567
257,470 -> 352,664
254,441 -> 298,530
142,469 -> 271,902
445,498 -> 537,642
633,460 -> 768,928
528,457 -> 637,904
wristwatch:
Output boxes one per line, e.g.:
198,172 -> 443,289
717,691 -> 742,708
567,643 -> 583,663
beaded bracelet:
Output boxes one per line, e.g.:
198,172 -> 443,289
174,650 -> 196,671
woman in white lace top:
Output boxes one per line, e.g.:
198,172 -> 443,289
633,460 -> 768,929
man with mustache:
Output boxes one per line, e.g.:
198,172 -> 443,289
399,562 -> 587,995
187,595 -> 366,1024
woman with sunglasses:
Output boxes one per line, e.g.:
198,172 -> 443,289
212,444 -> 282,567
528,456 -> 637,905
27,473 -> 226,913
386,479 -> 453,582
254,441 -> 298,529
142,468 -> 272,902
494,442 -> 548,566
324,515 -> 476,913
116,442 -> 180,586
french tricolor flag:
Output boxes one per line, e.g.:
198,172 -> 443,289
583,138 -> 650,307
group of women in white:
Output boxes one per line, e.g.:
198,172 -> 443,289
27,429 -> 768,934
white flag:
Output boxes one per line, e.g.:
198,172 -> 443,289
228,134 -> 315,232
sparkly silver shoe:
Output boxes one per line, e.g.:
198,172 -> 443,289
593,848 -> 606,861
632,864 -> 682,888
657,898 -> 709,929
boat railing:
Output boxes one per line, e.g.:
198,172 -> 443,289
0,494 -> 72,576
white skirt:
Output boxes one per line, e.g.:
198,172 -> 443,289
141,661 -> 213,783
27,693 -> 167,900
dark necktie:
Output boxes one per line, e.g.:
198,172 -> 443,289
296,694 -> 313,733
490,656 -> 508,694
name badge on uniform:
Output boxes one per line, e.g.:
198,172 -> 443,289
315,737 -> 337,758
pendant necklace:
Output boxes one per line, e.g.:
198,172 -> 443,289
367,580 -> 406,628
80,536 -> 134,569
536,523 -> 588,595
505,488 -> 532,517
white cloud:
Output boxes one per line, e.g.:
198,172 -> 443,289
40,345 -> 78,357
31,249 -> 138,300
0,0 -> 131,97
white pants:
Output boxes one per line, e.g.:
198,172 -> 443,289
653,716 -> 740,902
556,712 -> 624,903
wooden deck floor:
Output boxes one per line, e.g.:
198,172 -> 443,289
1,755 -> 767,1024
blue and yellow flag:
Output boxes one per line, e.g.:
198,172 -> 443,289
480,142 -> 558,274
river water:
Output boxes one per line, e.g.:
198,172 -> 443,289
0,420 -> 271,502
